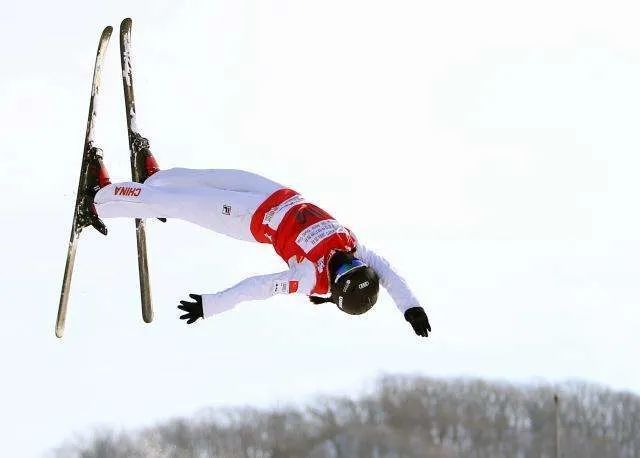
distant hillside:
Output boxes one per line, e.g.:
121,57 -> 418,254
49,375 -> 640,458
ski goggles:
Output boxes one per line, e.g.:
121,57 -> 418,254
334,258 -> 367,284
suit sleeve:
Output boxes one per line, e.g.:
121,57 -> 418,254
355,244 -> 421,314
201,266 -> 314,318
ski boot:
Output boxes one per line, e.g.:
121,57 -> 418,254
131,132 -> 160,182
78,146 -> 111,236
130,132 -> 165,222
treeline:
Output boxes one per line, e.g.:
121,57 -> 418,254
50,375 -> 640,458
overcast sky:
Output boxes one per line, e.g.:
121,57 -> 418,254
1,0 -> 639,456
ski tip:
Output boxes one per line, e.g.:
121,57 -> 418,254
55,326 -> 64,339
121,17 -> 132,28
100,26 -> 113,42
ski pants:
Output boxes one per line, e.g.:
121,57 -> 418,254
94,168 -> 284,242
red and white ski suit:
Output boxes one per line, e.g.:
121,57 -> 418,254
95,168 -> 420,317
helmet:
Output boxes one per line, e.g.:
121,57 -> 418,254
330,253 -> 380,315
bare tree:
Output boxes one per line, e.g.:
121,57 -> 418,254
50,376 -> 640,458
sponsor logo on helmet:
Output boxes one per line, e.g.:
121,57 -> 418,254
342,279 -> 351,293
358,281 -> 370,290
115,186 -> 141,197
338,296 -> 343,307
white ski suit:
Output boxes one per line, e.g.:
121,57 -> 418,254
95,168 -> 420,318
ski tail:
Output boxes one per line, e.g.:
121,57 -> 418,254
120,17 -> 154,324
56,26 -> 113,338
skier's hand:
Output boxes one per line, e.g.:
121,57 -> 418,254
404,307 -> 431,337
309,295 -> 332,305
178,294 -> 204,324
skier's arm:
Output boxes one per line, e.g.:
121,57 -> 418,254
200,269 -> 311,318
355,244 -> 431,337
355,244 -> 421,313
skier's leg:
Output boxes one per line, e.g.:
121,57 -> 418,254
144,168 -> 284,195
94,182 -> 262,241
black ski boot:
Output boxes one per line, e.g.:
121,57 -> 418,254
77,146 -> 111,236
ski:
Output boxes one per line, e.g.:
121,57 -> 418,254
56,26 -> 113,338
119,18 -> 154,324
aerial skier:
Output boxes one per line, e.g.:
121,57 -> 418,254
81,140 -> 431,337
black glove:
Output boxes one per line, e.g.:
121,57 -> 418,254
404,307 -> 431,337
178,294 -> 204,324
309,295 -> 332,305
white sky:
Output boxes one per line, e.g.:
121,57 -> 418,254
1,0 -> 639,456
